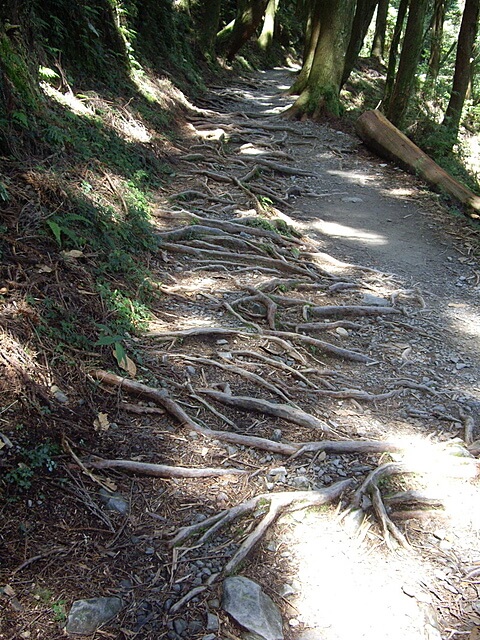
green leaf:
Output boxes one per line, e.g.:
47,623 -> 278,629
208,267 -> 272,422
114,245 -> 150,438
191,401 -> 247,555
12,111 -> 28,127
0,182 -> 9,202
46,220 -> 62,246
39,66 -> 60,81
96,334 -> 124,346
114,341 -> 127,364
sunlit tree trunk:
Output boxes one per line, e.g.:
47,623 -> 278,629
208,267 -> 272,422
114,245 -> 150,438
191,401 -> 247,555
441,0 -> 480,140
427,0 -> 446,80
258,0 -> 279,50
288,0 -> 322,95
342,0 -> 379,85
371,0 -> 389,61
286,0 -> 355,119
381,0 -> 409,115
227,0 -> 269,60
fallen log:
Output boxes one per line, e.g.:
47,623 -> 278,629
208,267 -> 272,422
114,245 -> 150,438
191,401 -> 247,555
356,109 -> 480,218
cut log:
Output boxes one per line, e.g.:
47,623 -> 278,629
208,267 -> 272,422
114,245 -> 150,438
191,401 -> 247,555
356,109 -> 480,218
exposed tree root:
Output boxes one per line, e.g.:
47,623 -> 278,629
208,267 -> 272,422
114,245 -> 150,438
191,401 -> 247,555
170,354 -> 295,405
85,458 -> 247,478
170,480 -> 353,575
371,483 -> 410,550
197,389 -> 335,434
307,388 -> 398,401
148,325 -> 375,363
308,305 -> 401,318
263,329 -> 376,363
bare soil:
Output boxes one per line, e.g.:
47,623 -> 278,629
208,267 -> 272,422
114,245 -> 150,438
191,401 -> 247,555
1,67 -> 480,640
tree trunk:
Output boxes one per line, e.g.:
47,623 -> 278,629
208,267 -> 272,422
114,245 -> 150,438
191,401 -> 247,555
288,0 -> 322,95
258,0 -> 279,50
356,110 -> 480,217
342,0 -> 379,86
227,0 -> 269,61
385,0 -> 429,127
286,0 -> 355,119
371,0 -> 389,61
427,0 -> 446,80
382,0 -> 409,113
441,0 -> 480,140
191,0 -> 222,58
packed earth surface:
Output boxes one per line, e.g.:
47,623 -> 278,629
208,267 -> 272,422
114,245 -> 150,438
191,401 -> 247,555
1,67 -> 480,640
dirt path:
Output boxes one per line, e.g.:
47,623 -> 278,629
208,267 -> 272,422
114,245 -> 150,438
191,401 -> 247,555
151,67 -> 480,640
3,68 -> 480,640
158,71 -> 480,640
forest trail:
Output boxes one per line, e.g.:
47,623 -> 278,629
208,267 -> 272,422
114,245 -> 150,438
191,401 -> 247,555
143,67 -> 480,640
4,67 -> 480,640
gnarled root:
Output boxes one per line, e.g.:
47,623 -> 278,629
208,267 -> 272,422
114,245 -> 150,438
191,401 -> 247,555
171,479 -> 353,575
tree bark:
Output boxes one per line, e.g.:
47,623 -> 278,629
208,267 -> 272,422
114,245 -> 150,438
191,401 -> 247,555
288,0 -> 322,95
382,0 -> 409,113
371,0 -> 389,61
227,0 -> 269,60
427,0 -> 446,80
441,0 -> 480,140
385,0 -> 429,127
356,110 -> 480,217
285,0 -> 356,119
258,0 -> 279,50
342,0 -> 379,86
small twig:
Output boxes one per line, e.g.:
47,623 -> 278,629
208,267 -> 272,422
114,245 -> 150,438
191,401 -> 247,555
169,586 -> 208,614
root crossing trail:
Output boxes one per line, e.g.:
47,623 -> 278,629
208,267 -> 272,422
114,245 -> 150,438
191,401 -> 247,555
139,68 -> 480,640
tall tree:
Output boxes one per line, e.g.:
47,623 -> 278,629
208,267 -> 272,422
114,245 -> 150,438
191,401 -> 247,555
371,0 -> 389,61
386,0 -> 430,127
258,0 -> 279,50
286,0 -> 355,118
227,0 -> 269,60
342,0 -> 379,86
288,0 -> 322,95
427,0 -> 446,80
441,0 -> 480,140
382,0 -> 409,113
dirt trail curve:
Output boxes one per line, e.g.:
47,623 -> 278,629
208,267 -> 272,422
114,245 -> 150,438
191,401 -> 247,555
7,68 -> 479,640
127,67 -> 480,640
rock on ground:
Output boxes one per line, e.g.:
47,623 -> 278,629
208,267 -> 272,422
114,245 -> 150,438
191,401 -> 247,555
222,576 -> 284,640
